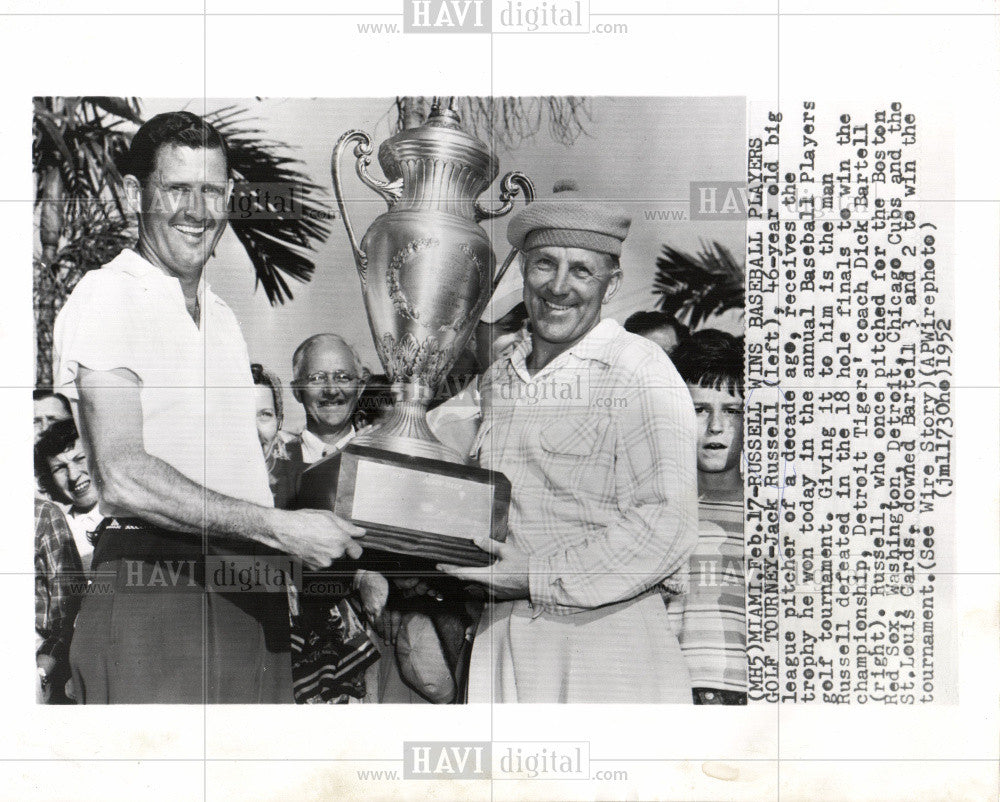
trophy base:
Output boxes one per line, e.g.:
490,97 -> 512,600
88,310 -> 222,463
295,384 -> 505,568
353,428 -> 463,464
354,383 -> 464,464
335,444 -> 510,568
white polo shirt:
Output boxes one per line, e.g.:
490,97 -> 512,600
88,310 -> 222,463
53,249 -> 273,509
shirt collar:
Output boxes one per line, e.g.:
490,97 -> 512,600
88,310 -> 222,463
507,317 -> 620,379
111,248 -> 216,310
300,426 -> 356,463
63,502 -> 100,521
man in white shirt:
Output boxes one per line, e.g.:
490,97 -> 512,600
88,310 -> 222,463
34,418 -> 102,574
53,111 -> 363,703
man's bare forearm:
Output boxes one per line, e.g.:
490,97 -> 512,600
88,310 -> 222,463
72,367 -> 363,570
73,368 -> 283,549
96,444 -> 284,549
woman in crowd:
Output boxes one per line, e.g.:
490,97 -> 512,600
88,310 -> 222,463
251,363 -> 301,510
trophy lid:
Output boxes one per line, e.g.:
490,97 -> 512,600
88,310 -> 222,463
378,104 -> 499,188
424,99 -> 463,129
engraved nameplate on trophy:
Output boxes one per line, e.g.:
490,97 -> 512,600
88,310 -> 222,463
334,444 -> 510,567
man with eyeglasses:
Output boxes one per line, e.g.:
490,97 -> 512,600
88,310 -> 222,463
52,112 -> 364,704
287,334 -> 367,466
284,333 -> 394,704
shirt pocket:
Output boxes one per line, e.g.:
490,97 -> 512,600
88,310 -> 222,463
538,416 -> 610,457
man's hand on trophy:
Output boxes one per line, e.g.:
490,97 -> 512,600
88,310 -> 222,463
437,536 -> 530,600
355,569 -> 390,621
277,508 -> 364,570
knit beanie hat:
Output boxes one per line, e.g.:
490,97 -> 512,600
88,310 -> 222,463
506,180 -> 631,257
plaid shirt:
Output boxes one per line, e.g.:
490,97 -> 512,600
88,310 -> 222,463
475,318 -> 698,615
34,499 -> 84,659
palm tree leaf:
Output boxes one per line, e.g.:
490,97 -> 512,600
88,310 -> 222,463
87,96 -> 143,125
652,241 -> 745,327
33,111 -> 75,181
396,96 -> 593,150
206,108 -> 332,304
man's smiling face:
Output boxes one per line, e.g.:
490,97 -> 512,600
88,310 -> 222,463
293,339 -> 363,437
135,143 -> 230,283
522,245 -> 620,352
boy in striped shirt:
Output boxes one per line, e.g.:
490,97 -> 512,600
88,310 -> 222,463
667,330 -> 747,704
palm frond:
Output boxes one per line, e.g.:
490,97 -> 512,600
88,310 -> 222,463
53,216 -> 135,284
652,241 -> 745,328
87,96 -> 143,125
33,97 -> 137,227
395,96 -> 593,150
206,108 -> 331,304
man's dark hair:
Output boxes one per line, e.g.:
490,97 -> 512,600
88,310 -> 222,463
34,417 -> 81,497
122,111 -> 229,184
670,328 -> 744,398
32,388 -> 71,416
623,310 -> 690,342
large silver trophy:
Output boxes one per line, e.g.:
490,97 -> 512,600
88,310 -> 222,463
333,100 -> 532,462
298,100 -> 532,566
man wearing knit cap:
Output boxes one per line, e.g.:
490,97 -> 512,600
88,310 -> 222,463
439,182 -> 699,703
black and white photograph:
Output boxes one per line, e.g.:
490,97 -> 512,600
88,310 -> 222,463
4,4 -> 997,801
32,96 -> 746,706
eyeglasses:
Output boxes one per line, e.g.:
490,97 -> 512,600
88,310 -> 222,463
302,370 -> 359,387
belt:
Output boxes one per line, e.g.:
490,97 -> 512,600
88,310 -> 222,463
91,518 -> 287,568
91,518 -> 203,569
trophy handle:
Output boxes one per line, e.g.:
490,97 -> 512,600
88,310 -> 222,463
331,130 -> 404,282
480,172 -> 535,292
475,171 -> 534,221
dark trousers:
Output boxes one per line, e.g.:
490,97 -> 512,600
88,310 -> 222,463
70,520 -> 292,704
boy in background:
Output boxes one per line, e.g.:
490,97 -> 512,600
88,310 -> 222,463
669,330 -> 747,704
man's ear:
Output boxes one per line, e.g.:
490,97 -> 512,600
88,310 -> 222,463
356,367 -> 370,398
123,174 -> 143,215
291,383 -> 303,404
602,269 -> 622,305
519,258 -> 533,310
